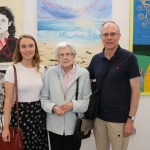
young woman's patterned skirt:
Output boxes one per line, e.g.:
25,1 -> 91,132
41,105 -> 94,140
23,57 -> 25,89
10,101 -> 48,150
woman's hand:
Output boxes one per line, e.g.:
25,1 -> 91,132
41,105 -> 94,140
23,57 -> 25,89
59,102 -> 73,113
52,102 -> 73,115
2,128 -> 10,142
52,105 -> 65,116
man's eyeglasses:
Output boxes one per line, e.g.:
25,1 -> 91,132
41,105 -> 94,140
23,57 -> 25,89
101,32 -> 120,38
58,53 -> 74,58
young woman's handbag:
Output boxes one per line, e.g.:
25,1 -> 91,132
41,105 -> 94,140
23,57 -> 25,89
73,78 -> 94,140
0,66 -> 24,150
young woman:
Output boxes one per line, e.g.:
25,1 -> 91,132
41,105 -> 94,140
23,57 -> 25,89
0,6 -> 17,62
2,34 -> 48,150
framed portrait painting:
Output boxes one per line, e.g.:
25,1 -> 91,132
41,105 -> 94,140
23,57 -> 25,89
0,0 -> 22,65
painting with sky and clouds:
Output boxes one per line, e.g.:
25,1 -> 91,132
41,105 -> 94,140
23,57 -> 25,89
37,0 -> 112,67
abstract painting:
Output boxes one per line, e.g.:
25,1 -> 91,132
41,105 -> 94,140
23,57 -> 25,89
130,0 -> 150,95
37,0 -> 112,68
0,70 -> 5,115
0,0 -> 22,64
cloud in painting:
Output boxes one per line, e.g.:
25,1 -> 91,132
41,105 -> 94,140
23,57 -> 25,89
38,0 -> 112,20
39,1 -> 77,19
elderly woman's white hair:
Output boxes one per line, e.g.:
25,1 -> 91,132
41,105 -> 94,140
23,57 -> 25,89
55,41 -> 76,59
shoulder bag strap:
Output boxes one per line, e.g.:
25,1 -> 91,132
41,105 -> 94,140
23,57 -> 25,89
12,65 -> 20,128
96,59 -> 115,92
75,78 -> 79,100
75,78 -> 79,118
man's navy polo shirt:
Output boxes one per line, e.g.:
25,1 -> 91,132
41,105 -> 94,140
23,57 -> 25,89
88,45 -> 140,123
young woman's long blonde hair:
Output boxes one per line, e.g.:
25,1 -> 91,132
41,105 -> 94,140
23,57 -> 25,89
13,34 -> 41,72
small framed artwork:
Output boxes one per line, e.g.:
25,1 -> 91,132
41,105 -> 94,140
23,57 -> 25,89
130,0 -> 150,95
0,70 -> 6,114
0,0 -> 22,64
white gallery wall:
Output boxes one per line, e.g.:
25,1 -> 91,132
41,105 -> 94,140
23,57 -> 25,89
0,0 -> 150,150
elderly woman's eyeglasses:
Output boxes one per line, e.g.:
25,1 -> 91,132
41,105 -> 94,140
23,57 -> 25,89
58,53 -> 74,58
101,32 -> 119,38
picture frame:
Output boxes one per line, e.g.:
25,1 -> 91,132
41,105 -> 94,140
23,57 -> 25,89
130,0 -> 150,95
0,0 -> 22,65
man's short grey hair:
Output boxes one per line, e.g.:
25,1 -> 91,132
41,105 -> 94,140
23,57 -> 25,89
100,21 -> 120,34
55,41 -> 76,59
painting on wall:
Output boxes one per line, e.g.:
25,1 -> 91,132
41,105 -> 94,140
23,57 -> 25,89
130,0 -> 150,95
0,70 -> 6,115
0,0 -> 22,65
37,0 -> 112,68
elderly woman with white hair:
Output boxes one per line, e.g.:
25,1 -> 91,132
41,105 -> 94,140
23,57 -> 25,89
40,41 -> 91,150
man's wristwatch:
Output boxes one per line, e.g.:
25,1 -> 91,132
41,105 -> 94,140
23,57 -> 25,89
128,116 -> 135,121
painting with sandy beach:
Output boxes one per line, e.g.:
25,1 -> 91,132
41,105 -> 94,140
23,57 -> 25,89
37,0 -> 112,68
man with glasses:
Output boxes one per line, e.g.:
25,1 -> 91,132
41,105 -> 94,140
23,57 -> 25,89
88,21 -> 140,150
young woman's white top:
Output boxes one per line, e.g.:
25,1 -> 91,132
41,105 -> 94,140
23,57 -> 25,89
5,62 -> 45,102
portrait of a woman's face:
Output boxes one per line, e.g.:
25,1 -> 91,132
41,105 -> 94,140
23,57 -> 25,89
0,14 -> 11,34
0,6 -> 17,63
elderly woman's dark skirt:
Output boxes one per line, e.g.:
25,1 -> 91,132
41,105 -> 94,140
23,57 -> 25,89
10,101 -> 48,150
49,131 -> 81,150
